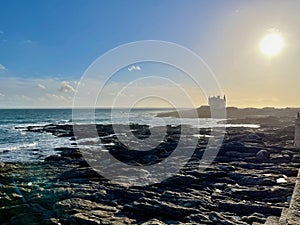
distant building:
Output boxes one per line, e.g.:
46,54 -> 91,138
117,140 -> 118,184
208,95 -> 226,110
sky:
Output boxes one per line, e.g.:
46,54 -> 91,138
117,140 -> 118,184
0,0 -> 299,108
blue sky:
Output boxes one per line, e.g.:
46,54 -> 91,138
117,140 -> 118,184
0,0 -> 299,108
0,0 -> 228,78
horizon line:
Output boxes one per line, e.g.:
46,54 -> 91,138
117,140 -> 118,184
0,106 -> 300,110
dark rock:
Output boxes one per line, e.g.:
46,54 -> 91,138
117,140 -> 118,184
124,197 -> 198,220
54,198 -> 117,216
243,213 -> 267,224
56,148 -> 82,158
218,201 -> 282,216
183,214 -> 210,223
9,213 -> 39,225
292,155 -> 300,163
221,141 -> 245,152
270,154 -> 291,163
256,149 -> 270,161
42,218 -> 62,225
229,172 -> 276,186
141,219 -> 167,225
44,155 -> 67,162
4,121 -> 297,224
224,151 -> 256,158
58,168 -> 104,182
231,186 -> 289,201
208,212 -> 246,225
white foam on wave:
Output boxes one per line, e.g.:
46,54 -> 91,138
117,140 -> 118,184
14,123 -> 52,131
225,124 -> 260,128
76,137 -> 100,144
0,142 -> 38,152
192,134 -> 212,138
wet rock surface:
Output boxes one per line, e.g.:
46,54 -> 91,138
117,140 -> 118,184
1,117 -> 299,224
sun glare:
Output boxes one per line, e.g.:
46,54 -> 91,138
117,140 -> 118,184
260,32 -> 284,57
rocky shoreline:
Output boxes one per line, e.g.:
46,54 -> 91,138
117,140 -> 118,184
0,117 -> 300,224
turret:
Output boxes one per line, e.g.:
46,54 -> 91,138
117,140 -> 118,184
208,95 -> 226,119
208,95 -> 226,110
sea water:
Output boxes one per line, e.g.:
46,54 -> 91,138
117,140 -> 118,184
0,109 -> 259,162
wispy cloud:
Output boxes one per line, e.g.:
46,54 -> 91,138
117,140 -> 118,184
16,95 -> 32,101
128,65 -> 141,72
21,39 -> 33,44
37,84 -> 46,90
0,93 -> 4,97
59,81 -> 76,93
0,77 -> 78,108
46,93 -> 69,102
0,64 -> 7,71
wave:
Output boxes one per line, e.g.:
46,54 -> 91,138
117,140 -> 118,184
0,142 -> 38,153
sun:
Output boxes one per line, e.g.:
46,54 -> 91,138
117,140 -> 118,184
260,32 -> 284,57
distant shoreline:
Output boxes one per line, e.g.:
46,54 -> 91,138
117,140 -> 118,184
156,106 -> 300,119
0,106 -> 299,110
0,107 -> 178,111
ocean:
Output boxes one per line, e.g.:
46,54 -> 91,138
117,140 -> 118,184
0,109 -> 259,162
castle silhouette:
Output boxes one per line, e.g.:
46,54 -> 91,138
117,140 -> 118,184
208,95 -> 226,110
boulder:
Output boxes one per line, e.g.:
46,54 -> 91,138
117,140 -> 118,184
256,150 -> 270,161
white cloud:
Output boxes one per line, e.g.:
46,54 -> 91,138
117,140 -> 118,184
128,65 -> 141,72
59,81 -> 76,93
21,39 -> 33,44
37,84 -> 46,90
46,93 -> 69,102
16,95 -> 32,101
0,76 -> 203,108
0,77 -> 78,108
0,93 -> 4,97
0,64 -> 6,71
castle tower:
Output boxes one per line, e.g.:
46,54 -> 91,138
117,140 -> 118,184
208,95 -> 226,110
208,95 -> 226,119
295,112 -> 300,149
